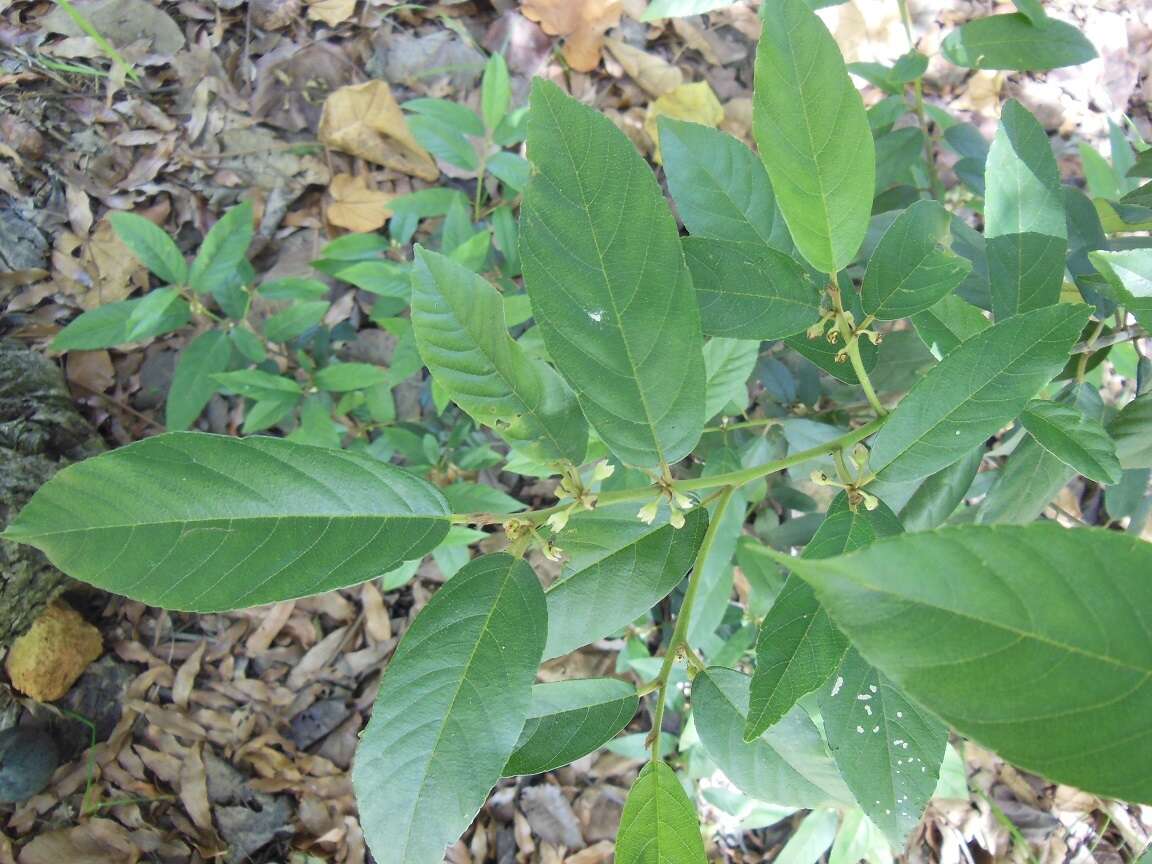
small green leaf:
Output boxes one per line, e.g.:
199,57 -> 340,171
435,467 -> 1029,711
108,212 -> 187,285
214,368 -> 302,400
642,0 -> 742,20
544,504 -> 707,658
166,330 -> 231,431
264,300 -> 330,343
124,287 -> 189,341
486,152 -> 531,191
481,53 -> 511,131
354,554 -> 546,864
616,762 -> 707,864
984,101 -> 1067,319
703,338 -> 758,420
659,119 -> 792,251
441,483 -> 526,515
779,523 -> 1152,804
4,433 -> 450,610
1089,249 -> 1152,331
683,239 -> 821,340
745,492 -> 902,741
941,14 -> 1096,71
694,667 -> 853,807
753,0 -> 874,272
229,326 -> 267,363
861,201 -> 973,320
51,294 -> 191,351
818,649 -> 947,847
521,79 -> 705,467
258,278 -> 330,300
1110,393 -> 1152,470
898,445 -> 983,531
188,201 -> 253,294
314,363 -> 390,392
1013,0 -> 1047,25
869,304 -> 1091,482
1020,399 -> 1122,484
503,679 -> 638,776
911,294 -> 989,357
241,396 -> 298,434
411,248 -> 588,464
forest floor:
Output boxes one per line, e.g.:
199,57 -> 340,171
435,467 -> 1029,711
1,0 -> 1152,862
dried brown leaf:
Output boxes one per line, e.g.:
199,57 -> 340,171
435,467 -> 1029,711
306,0 -> 355,25
521,0 -> 622,72
17,819 -> 140,864
172,641 -> 205,710
326,171 -> 395,228
603,37 -> 683,98
318,81 -> 438,181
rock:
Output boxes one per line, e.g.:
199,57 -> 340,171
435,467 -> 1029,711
0,726 -> 58,802
520,784 -> 585,850
288,698 -> 349,749
5,601 -> 102,702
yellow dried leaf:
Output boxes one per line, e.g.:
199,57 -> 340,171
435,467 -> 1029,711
16,818 -> 139,864
80,218 -> 147,309
327,173 -> 394,232
6,602 -> 102,702
306,0 -> 355,25
521,0 -> 622,72
644,81 -> 725,162
318,81 -> 438,181
604,36 -> 683,98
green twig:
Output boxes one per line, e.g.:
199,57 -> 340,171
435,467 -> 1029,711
829,273 -> 887,416
53,0 -> 141,83
647,486 -> 735,762
895,0 -> 943,199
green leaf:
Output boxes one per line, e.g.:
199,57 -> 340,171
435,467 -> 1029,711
4,432 -> 451,611
869,304 -> 1090,482
1013,0 -> 1047,25
659,119 -> 791,251
694,667 -> 853,807
214,368 -> 301,400
779,523 -> 1152,804
818,649 -> 946,846
898,445 -> 983,530
1089,249 -> 1152,330
124,287 -> 190,342
703,338 -> 758,420
188,201 -> 253,294
1110,393 -> 1152,470
229,326 -> 267,363
983,101 -> 1067,319
642,0 -> 740,20
264,300 -> 329,343
503,678 -> 638,776
481,53 -> 511,131
1020,399 -> 1122,484
108,212 -> 187,285
241,396 -> 297,434
861,201 -> 973,320
51,294 -> 191,351
745,492 -> 903,741
314,363 -> 390,392
911,294 -> 989,357
258,277 -> 330,300
544,504 -> 707,658
411,248 -> 587,464
521,79 -> 705,467
753,0 -> 874,273
354,554 -> 546,864
166,330 -> 231,431
683,239 -> 821,340
486,152 -> 531,191
941,14 -> 1097,71
616,761 -> 706,864
441,483 -> 526,515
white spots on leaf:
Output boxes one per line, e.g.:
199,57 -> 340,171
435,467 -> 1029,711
587,308 -> 604,323
857,725 -> 865,734
869,685 -> 878,693
831,676 -> 844,697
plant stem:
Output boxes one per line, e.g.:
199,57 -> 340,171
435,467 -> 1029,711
1076,318 -> 1107,382
895,0 -> 943,200
829,273 -> 887,416
647,486 -> 735,762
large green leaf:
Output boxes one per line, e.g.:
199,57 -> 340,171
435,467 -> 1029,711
694,667 -> 853,807
4,433 -> 450,611
354,554 -> 546,864
616,761 -> 706,864
411,248 -> 587,464
860,201 -> 973,320
504,678 -> 637,776
782,523 -> 1152,804
1110,393 -> 1152,470
942,14 -> 1096,71
659,119 -> 791,251
818,649 -> 947,847
911,294 -> 990,357
521,79 -> 705,467
51,293 -> 191,351
1020,399 -> 1122,484
683,239 -> 821,340
703,338 -> 759,420
983,100 -> 1067,320
753,0 -> 874,273
869,304 -> 1090,482
108,212 -> 188,286
544,504 -> 707,658
166,330 -> 231,431
744,492 -> 903,741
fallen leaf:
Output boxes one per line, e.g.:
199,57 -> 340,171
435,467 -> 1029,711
644,81 -> 725,162
179,743 -> 214,834
306,0 -> 356,26
80,218 -> 148,309
318,81 -> 439,181
521,0 -> 622,72
17,819 -> 139,864
327,173 -> 394,232
6,602 -> 103,702
604,36 -> 683,98
39,0 -> 184,54
65,350 -> 115,393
